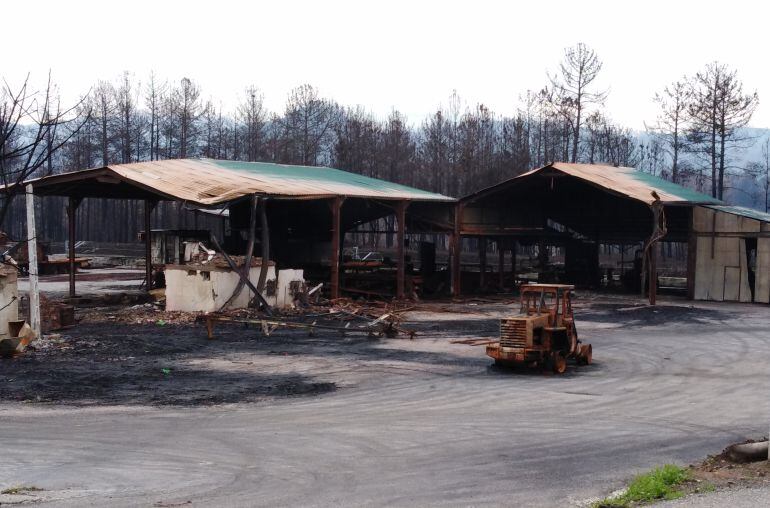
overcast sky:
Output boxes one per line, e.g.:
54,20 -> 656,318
5,0 -> 769,130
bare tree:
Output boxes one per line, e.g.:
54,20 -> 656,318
280,84 -> 339,166
648,79 -> 691,183
115,71 -> 140,163
238,86 -> 266,162
747,137 -> 770,212
0,73 -> 89,224
145,72 -> 166,161
175,77 -> 201,158
688,62 -> 758,199
550,43 -> 607,163
92,80 -> 115,165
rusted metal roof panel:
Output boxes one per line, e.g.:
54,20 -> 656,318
705,204 -> 770,223
27,158 -> 454,206
464,162 -> 721,206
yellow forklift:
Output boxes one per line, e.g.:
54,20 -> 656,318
486,284 -> 592,373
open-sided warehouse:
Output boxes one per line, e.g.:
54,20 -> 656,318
453,162 -> 770,304
22,158 -> 455,301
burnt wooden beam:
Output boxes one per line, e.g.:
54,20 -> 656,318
222,194 -> 258,310
208,232 -> 272,315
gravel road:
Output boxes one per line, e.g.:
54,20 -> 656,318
1,296 -> 768,507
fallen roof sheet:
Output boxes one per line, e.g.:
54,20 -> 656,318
465,162 -> 722,206
26,158 -> 454,206
704,204 -> 770,223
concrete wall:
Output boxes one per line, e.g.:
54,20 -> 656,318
0,270 -> 19,338
692,207 -> 769,303
165,264 -> 305,312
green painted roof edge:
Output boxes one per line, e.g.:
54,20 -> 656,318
205,159 -> 454,201
704,204 -> 770,223
626,170 -> 722,204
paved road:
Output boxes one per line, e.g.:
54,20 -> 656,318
660,486 -> 770,507
1,297 -> 768,506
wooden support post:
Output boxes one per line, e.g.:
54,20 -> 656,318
144,200 -> 157,291
67,196 -> 81,298
395,201 -> 409,299
478,236 -> 487,291
511,240 -> 517,287
25,184 -> 41,338
649,241 -> 658,305
329,196 -> 344,300
686,209 -> 697,300
498,237 -> 505,290
451,203 -> 463,298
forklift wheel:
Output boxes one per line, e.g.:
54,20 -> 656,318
552,352 -> 567,374
578,344 -> 593,366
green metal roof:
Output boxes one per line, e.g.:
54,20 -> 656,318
209,159 -> 454,201
705,205 -> 770,223
624,169 -> 721,204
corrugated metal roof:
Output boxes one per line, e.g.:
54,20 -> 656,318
513,162 -> 721,205
27,158 -> 454,206
462,162 -> 722,206
705,204 -> 770,223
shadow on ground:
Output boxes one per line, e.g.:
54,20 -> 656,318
578,303 -> 729,326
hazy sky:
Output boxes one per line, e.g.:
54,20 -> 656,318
5,0 -> 769,130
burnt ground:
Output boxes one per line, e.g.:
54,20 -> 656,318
1,294 -> 769,507
1,303 -> 492,406
3,322 -> 339,405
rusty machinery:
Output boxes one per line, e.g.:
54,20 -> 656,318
486,284 -> 592,373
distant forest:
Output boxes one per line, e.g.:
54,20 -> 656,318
1,43 -> 767,246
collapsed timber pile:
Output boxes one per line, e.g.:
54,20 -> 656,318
201,296 -> 415,340
78,291 -> 415,340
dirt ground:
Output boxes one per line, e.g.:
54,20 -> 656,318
1,292 -> 770,507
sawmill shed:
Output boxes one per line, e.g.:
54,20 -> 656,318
453,162 -> 770,304
21,158 -> 456,300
